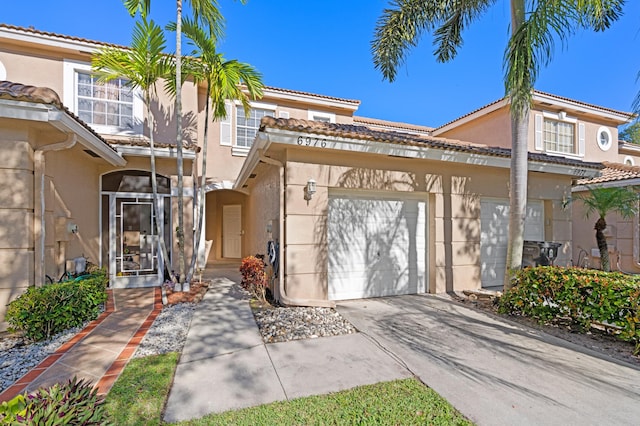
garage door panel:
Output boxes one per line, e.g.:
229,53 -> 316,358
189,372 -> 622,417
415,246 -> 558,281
480,199 -> 543,288
328,195 -> 426,300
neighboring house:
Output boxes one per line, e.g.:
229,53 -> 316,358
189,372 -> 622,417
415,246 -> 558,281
572,162 -> 640,273
0,23 -> 627,322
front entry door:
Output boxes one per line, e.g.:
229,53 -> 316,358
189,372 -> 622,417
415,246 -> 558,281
110,195 -> 164,288
222,204 -> 242,258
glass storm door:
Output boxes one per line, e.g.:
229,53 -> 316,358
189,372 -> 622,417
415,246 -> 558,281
110,196 -> 164,287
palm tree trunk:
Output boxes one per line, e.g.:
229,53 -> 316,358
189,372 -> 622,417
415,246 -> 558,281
175,0 -> 187,291
595,217 -> 610,272
503,0 -> 529,290
146,94 -> 176,284
186,83 -> 211,283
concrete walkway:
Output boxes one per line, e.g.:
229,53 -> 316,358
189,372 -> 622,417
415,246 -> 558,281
163,266 -> 411,423
0,287 -> 161,401
337,295 -> 640,426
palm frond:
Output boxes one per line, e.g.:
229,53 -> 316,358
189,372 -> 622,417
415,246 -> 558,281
123,0 -> 150,18
505,1 -> 576,115
433,0 -> 495,63
578,0 -> 625,31
571,186 -> 639,220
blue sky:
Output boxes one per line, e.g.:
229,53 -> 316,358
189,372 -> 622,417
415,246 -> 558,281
4,1 -> 640,127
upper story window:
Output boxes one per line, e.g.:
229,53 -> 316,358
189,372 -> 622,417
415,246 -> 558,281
77,72 -> 134,128
544,119 -> 575,154
220,101 -> 276,156
63,60 -> 143,136
236,107 -> 273,148
534,112 -> 585,157
308,110 -> 336,123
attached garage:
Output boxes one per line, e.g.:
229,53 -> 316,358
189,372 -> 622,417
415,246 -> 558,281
480,199 -> 544,288
327,191 -> 426,300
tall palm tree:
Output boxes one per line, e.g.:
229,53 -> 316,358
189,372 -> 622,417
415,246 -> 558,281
123,0 -> 223,291
176,17 -> 264,283
372,0 -> 624,289
92,18 -> 176,283
569,186 -> 638,272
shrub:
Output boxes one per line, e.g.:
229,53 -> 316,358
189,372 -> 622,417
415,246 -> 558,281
0,377 -> 108,425
499,266 -> 640,353
5,270 -> 108,341
239,256 -> 267,301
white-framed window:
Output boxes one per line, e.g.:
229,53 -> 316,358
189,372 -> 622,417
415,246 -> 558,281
624,156 -> 635,166
236,107 -> 273,147
308,110 -> 335,123
534,112 -> 584,157
597,126 -> 613,151
0,59 -> 6,80
544,118 -> 575,153
219,101 -> 276,156
63,60 -> 143,135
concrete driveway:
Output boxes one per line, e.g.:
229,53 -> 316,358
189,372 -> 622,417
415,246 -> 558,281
337,295 -> 640,426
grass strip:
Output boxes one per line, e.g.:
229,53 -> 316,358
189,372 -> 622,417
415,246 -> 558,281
105,353 -> 472,425
104,352 -> 178,426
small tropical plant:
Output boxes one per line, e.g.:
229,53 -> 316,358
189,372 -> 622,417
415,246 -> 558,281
0,377 -> 107,425
240,256 -> 268,302
566,186 -> 638,271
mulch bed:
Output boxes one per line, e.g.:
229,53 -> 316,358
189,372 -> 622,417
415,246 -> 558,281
164,281 -> 209,305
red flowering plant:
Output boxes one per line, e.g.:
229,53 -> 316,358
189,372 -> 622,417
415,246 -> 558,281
239,256 -> 268,302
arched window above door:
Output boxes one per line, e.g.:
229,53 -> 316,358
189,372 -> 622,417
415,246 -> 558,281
102,170 -> 170,194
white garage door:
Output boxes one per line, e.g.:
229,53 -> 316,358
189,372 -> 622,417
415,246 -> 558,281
480,199 -> 543,288
328,192 -> 426,300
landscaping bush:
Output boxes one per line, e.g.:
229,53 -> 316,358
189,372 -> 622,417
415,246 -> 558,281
239,256 -> 267,301
499,266 -> 640,353
5,270 -> 108,341
0,377 -> 108,425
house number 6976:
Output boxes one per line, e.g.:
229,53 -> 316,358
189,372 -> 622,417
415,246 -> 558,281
297,136 -> 327,148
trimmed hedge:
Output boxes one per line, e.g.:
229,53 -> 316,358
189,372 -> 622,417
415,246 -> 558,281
5,270 -> 108,341
499,266 -> 640,353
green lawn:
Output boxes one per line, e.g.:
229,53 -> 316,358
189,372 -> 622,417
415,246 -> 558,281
104,353 -> 473,425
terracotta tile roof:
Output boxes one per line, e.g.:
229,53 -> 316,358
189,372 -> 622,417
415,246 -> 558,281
434,90 -> 635,132
264,86 -> 360,106
0,80 -> 118,153
0,23 -> 126,49
577,161 -> 640,185
0,80 -> 62,106
105,136 -> 200,152
353,116 -> 433,133
260,116 -> 603,171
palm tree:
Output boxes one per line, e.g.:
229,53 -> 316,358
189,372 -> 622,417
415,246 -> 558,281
176,17 -> 264,283
123,0 -> 223,291
92,18 -> 177,283
569,186 -> 638,272
372,0 -> 624,289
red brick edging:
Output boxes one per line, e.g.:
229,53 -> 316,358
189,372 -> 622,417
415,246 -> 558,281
0,287 -> 163,401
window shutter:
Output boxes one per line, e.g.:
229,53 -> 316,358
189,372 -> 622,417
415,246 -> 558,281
534,114 -> 543,151
220,101 -> 232,146
578,123 -> 585,156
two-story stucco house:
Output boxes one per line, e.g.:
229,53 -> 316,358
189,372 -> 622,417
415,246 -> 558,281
0,23 -> 625,326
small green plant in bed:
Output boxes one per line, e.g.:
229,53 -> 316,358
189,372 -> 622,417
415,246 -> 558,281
0,377 -> 108,425
499,266 -> 640,353
5,269 -> 108,341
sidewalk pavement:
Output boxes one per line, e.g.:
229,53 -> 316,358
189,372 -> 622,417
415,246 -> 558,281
163,266 -> 411,423
0,287 -> 162,402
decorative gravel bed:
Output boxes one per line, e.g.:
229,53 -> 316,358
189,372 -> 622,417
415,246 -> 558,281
0,325 -> 86,393
253,306 -> 357,343
133,303 -> 196,358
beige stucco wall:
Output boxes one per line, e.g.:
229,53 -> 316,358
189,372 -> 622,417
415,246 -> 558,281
438,107 -> 512,148
243,145 -> 574,301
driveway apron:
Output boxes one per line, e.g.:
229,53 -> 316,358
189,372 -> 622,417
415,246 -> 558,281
337,295 -> 640,426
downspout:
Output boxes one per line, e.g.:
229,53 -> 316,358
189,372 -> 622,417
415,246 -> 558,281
258,152 -> 335,308
34,134 -> 77,287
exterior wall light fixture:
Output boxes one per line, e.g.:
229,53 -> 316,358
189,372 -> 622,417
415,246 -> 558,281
304,178 -> 316,201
